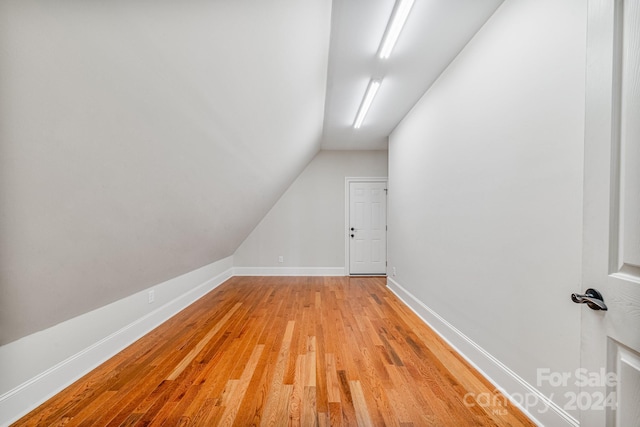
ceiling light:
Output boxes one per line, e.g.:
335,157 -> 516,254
353,79 -> 381,129
378,0 -> 415,59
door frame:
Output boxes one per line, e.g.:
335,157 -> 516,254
344,177 -> 388,276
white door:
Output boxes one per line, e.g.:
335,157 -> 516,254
349,181 -> 387,275
579,1 -> 640,426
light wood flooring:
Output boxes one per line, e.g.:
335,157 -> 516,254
13,276 -> 534,426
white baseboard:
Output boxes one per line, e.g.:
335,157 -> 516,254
2,269 -> 576,427
0,257 -> 234,427
386,277 -> 578,427
233,266 -> 345,276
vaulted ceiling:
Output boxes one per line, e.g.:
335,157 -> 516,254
1,0 -> 332,343
0,0 -> 504,344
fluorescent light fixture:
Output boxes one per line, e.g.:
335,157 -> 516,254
378,0 -> 415,59
353,79 -> 381,129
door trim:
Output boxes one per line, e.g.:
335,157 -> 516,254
344,177 -> 388,276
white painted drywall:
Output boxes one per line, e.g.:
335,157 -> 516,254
0,0 -> 330,344
0,257 -> 233,425
387,0 -> 585,417
234,150 -> 388,269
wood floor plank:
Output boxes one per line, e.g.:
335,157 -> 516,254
349,380 -> 375,427
325,353 -> 341,404
167,302 -> 242,381
12,276 -> 535,427
232,319 -> 288,426
217,344 -> 264,426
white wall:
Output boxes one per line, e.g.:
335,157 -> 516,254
0,0 -> 330,345
0,257 -> 234,425
387,0 -> 585,423
235,150 -> 388,272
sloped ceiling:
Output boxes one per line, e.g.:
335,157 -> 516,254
0,0 -> 331,344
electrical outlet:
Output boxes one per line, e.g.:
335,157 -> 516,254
392,267 -> 397,276
278,256 -> 284,263
148,290 -> 155,304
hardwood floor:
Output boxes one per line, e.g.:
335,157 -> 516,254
13,276 -> 534,426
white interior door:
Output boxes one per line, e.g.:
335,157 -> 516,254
579,0 -> 640,426
349,181 -> 387,275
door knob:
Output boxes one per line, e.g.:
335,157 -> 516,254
571,288 -> 608,311
350,227 -> 356,231
350,234 -> 354,238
